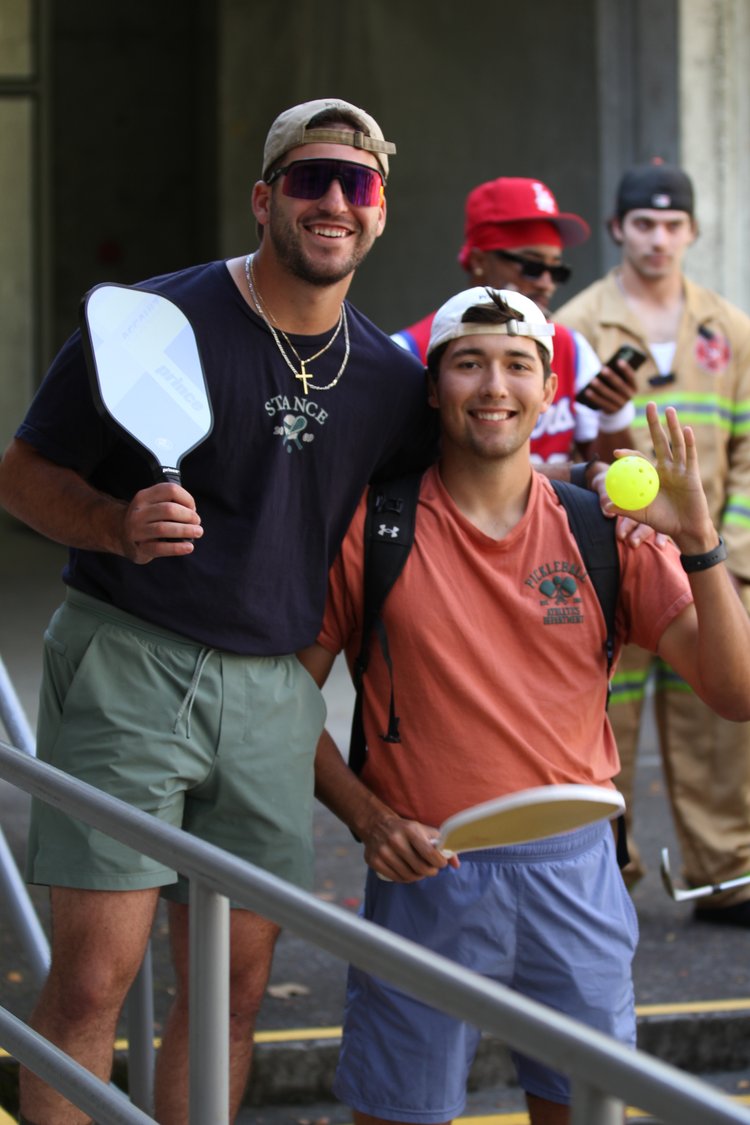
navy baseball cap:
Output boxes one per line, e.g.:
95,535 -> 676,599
615,161 -> 694,219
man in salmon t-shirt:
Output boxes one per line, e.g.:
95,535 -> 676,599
299,286 -> 750,1125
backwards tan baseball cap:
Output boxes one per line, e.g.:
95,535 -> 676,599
262,98 -> 396,182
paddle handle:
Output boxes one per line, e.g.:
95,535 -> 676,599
158,464 -> 186,541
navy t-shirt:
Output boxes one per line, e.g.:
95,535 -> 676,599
17,261 -> 436,653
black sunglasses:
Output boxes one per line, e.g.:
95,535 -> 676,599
265,158 -> 384,207
491,249 -> 572,285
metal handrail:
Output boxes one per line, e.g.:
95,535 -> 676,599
0,656 -> 153,1111
0,654 -> 51,985
0,739 -> 749,1125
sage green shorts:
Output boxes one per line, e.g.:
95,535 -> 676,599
27,590 -> 326,897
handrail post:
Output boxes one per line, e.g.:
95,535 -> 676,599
571,1076 -> 625,1124
126,943 -> 156,1114
0,826 -> 50,986
0,655 -> 51,984
0,654 -> 36,756
188,879 -> 229,1125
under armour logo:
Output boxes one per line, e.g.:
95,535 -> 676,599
377,524 -> 399,539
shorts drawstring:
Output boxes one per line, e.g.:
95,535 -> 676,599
173,647 -> 215,738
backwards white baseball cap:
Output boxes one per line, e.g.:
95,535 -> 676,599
427,287 -> 555,360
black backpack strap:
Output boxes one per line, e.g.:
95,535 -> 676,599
551,480 -> 620,703
348,472 -> 423,776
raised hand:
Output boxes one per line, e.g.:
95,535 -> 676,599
607,403 -> 716,551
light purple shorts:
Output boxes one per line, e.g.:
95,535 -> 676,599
333,821 -> 638,1119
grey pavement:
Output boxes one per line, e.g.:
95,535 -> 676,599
1,511 -> 750,1121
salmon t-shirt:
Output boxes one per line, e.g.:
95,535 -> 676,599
319,465 -> 693,827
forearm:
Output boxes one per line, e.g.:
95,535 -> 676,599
589,426 -> 634,464
687,574 -> 750,718
314,729 -> 451,881
314,728 -> 395,842
663,528 -> 750,718
0,438 -> 201,563
0,439 -> 127,553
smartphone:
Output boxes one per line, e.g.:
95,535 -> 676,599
576,344 -> 647,408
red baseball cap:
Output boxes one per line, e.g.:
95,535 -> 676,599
458,177 -> 590,269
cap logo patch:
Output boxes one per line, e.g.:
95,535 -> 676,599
532,182 -> 557,215
650,193 -> 672,208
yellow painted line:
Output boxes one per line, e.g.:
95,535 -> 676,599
0,1108 -> 15,1124
637,997 -> 750,1017
457,1115 -> 528,1124
255,1025 -> 341,1043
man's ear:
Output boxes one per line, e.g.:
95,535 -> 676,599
539,369 -> 558,413
252,180 -> 271,229
467,248 -> 487,280
374,191 -> 387,239
608,217 -> 623,245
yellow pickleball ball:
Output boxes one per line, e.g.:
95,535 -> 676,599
605,456 -> 660,510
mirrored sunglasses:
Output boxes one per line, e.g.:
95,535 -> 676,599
266,158 -> 384,207
492,249 -> 572,285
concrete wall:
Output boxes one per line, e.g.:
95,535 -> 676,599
49,1 -> 217,345
218,0 -> 604,332
0,1 -> 36,456
0,0 -> 747,460
679,0 -> 750,305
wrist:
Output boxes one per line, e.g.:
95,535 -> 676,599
596,400 -> 636,433
90,494 -> 130,556
570,459 -> 602,490
678,535 -> 727,573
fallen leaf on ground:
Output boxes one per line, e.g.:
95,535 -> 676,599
267,981 -> 310,999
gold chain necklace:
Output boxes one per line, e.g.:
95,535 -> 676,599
244,253 -> 350,394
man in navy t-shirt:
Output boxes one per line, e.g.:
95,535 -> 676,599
0,96 -> 436,1124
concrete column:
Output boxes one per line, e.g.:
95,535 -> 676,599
679,0 -> 750,308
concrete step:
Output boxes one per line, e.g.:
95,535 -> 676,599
242,999 -> 750,1105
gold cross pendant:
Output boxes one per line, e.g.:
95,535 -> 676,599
296,365 -> 311,394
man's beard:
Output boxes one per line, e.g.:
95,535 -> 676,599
267,208 -> 377,287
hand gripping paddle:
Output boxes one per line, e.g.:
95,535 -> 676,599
377,784 -> 625,880
80,283 -> 213,484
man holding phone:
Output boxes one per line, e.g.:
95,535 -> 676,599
391,177 -> 637,465
575,343 -> 646,408
557,161 -> 750,926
